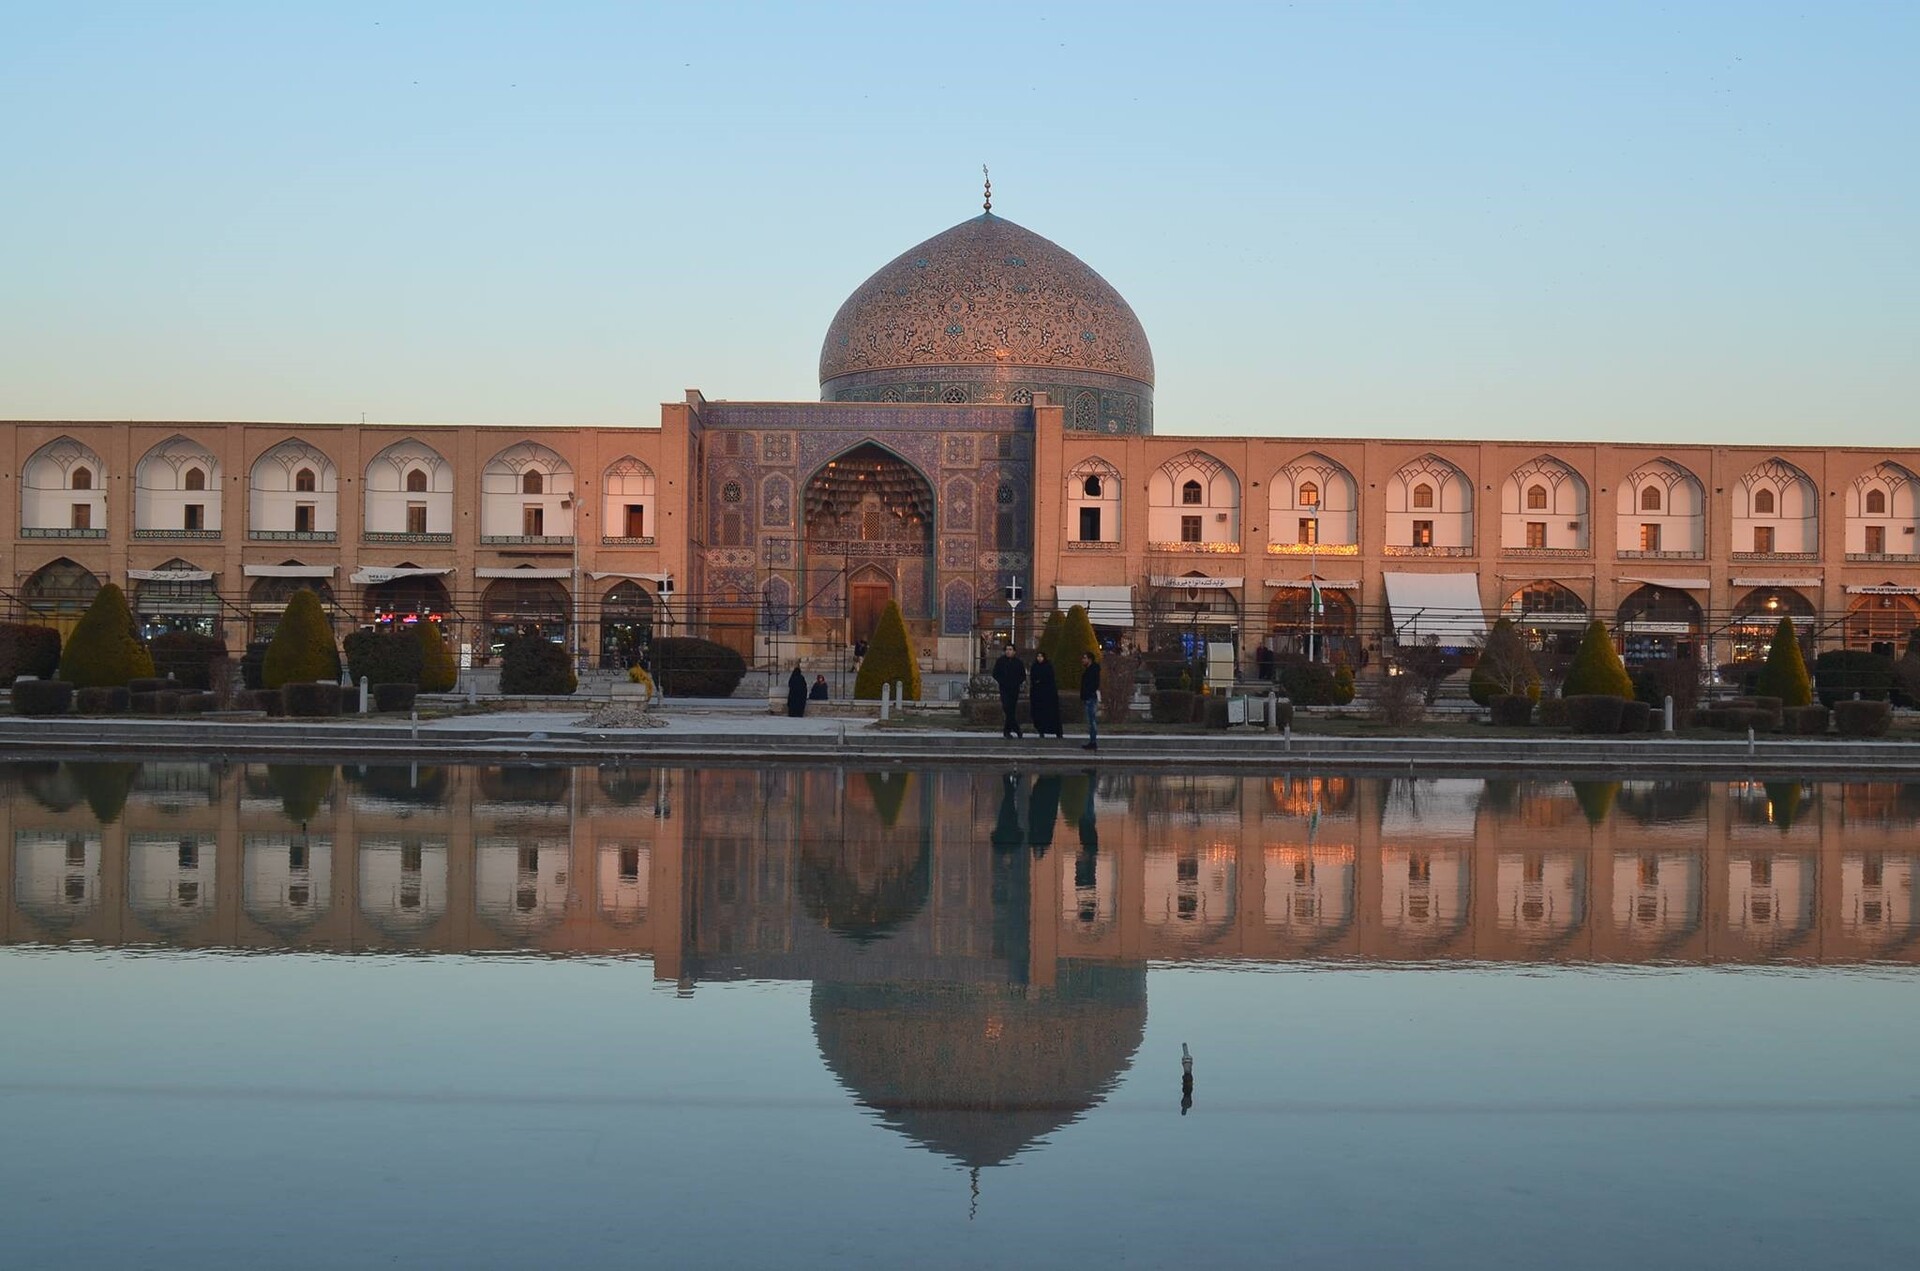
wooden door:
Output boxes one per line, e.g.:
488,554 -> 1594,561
849,583 -> 891,643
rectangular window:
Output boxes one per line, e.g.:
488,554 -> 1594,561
1180,514 -> 1202,543
406,502 -> 428,534
1298,517 -> 1318,545
293,503 -> 314,533
183,504 -> 204,531
1640,523 -> 1661,552
625,504 -> 646,538
1754,525 -> 1774,553
1526,521 -> 1546,549
71,503 -> 91,530
1412,520 -> 1434,548
1866,525 -> 1886,554
1079,506 -> 1101,541
619,847 -> 641,881
523,505 -> 545,537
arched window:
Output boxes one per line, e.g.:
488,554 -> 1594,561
1867,489 -> 1887,515
1181,479 -> 1203,506
522,471 -> 544,495
1299,482 -> 1319,508
405,468 -> 428,493
1082,474 -> 1103,498
1641,486 -> 1662,511
184,468 -> 206,492
1412,483 -> 1434,509
71,467 -> 92,491
1755,489 -> 1775,516
1526,484 -> 1547,510
294,468 -> 316,493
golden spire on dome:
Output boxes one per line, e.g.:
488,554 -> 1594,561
982,165 -> 991,214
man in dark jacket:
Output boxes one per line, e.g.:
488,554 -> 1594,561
1079,651 -> 1101,750
991,645 -> 1027,738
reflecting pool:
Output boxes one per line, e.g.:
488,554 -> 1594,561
3,762 -> 1917,1269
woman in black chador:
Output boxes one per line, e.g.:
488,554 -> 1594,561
786,665 -> 809,717
1029,651 -> 1065,739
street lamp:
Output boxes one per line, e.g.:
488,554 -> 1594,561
1306,513 -> 1320,663
560,496 -> 581,672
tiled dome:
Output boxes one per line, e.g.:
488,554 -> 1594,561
819,213 -> 1155,393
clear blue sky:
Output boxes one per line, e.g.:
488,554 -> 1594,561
2,1 -> 1915,443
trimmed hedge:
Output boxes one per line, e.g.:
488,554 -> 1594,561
0,623 -> 62,682
178,692 -> 214,715
1203,696 -> 1232,729
75,686 -> 130,715
373,682 -> 418,713
245,688 -> 285,716
1563,694 -> 1626,734
130,691 -> 180,715
240,641 -> 270,690
283,682 -> 344,717
416,622 -> 458,693
149,631 -> 226,692
1278,661 -> 1344,706
128,677 -> 173,695
1726,696 -> 1784,732
1834,699 -> 1892,738
1489,694 -> 1534,727
1813,649 -> 1896,707
1617,700 -> 1653,733
1784,704 -> 1830,735
1055,605 -> 1101,699
853,600 -> 920,701
12,680 -> 74,716
1632,657 -> 1704,719
58,584 -> 154,688
345,629 -> 424,689
1706,706 -> 1774,733
1537,697 -> 1569,727
1149,690 -> 1198,725
1562,620 -> 1633,699
1754,616 -> 1814,707
652,636 -> 747,698
263,590 -> 341,689
499,634 -> 577,695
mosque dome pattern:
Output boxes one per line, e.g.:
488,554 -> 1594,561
819,214 -> 1155,433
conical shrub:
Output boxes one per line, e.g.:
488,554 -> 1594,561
1561,620 -> 1632,699
57,583 -> 154,688
1754,616 -> 1813,707
1056,604 -> 1101,697
1034,609 -> 1065,668
1469,616 -> 1540,705
262,589 -> 340,689
415,621 -> 458,693
853,600 -> 919,700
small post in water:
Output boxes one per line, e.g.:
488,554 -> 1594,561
359,676 -> 370,715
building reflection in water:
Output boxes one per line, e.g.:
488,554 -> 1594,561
5,761 -> 1920,1165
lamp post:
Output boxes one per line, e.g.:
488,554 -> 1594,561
1307,513 -> 1320,663
560,496 -> 581,673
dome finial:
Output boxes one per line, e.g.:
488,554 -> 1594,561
982,165 -> 991,214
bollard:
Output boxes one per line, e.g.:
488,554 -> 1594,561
894,680 -> 905,708
467,678 -> 477,707
1747,725 -> 1755,756
1663,694 -> 1674,733
1284,723 -> 1291,751
879,682 -> 891,721
1265,691 -> 1276,733
359,676 -> 370,715
410,708 -> 419,743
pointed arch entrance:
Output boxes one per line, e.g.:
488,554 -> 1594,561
802,442 -> 935,645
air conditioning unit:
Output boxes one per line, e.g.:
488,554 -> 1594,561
1905,526 -> 1916,535
1568,521 -> 1580,530
1214,512 -> 1229,522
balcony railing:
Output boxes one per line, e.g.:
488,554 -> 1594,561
1616,549 -> 1705,560
1501,546 -> 1590,559
1146,541 -> 1242,554
1065,539 -> 1122,551
1266,542 -> 1359,556
364,531 -> 453,545
600,535 -> 657,547
1846,551 -> 1918,562
1383,544 -> 1474,557
133,528 -> 222,540
21,527 -> 106,539
1730,551 -> 1818,563
481,534 -> 574,546
248,530 -> 336,542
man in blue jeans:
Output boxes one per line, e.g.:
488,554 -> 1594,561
1079,651 -> 1101,751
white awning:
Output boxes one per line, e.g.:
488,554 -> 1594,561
350,566 -> 454,586
1149,575 -> 1243,590
588,571 -> 673,583
476,567 -> 572,579
127,568 -> 212,582
1618,575 -> 1711,590
242,564 -> 335,579
1263,578 -> 1360,591
1732,577 -> 1821,588
1054,585 -> 1135,628
1846,584 -> 1920,596
1383,572 -> 1487,645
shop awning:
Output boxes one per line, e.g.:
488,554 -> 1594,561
127,568 -> 212,582
1618,575 -> 1711,590
1054,584 -> 1135,628
1263,578 -> 1360,591
241,564 -> 335,579
1846,584 -> 1920,596
476,567 -> 572,579
588,571 -> 673,583
1732,577 -> 1821,588
1149,575 -> 1243,590
1383,572 -> 1487,645
350,566 -> 454,586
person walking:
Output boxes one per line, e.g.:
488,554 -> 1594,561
786,664 -> 809,718
1079,650 -> 1101,750
992,644 -> 1027,738
1029,651 -> 1064,739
